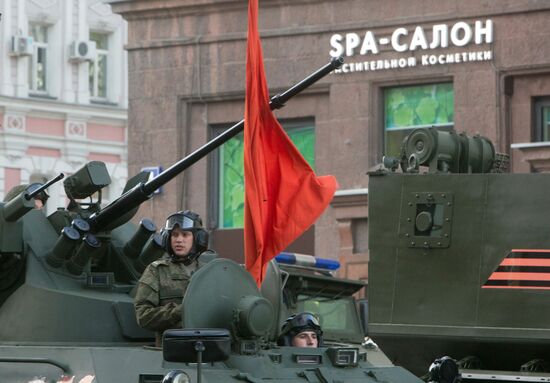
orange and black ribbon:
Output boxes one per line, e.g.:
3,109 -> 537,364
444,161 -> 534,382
483,249 -> 550,290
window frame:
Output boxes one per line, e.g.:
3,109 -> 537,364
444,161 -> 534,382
208,118 -> 316,230
89,32 -> 109,100
534,97 -> 550,142
382,82 -> 455,158
28,24 -> 50,95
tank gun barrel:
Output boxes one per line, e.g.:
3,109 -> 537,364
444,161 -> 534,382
88,57 -> 344,233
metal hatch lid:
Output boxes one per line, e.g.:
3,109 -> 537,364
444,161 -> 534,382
280,264 -> 365,298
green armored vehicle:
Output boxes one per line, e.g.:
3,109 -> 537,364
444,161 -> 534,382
368,127 -> 550,381
0,169 -> 423,383
0,58 -> 427,383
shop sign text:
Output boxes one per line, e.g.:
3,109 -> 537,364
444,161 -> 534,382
329,20 -> 493,74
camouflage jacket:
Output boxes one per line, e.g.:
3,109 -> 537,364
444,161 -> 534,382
134,250 -> 216,334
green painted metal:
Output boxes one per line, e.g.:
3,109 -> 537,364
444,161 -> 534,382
369,128 -> 550,377
0,172 -> 424,382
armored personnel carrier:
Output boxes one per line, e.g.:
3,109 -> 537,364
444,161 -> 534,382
0,58 -> 427,383
368,127 -> 550,381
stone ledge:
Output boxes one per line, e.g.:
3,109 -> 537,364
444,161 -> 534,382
331,188 -> 368,220
512,142 -> 550,172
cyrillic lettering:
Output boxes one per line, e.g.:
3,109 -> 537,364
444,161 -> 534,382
360,31 -> 379,55
409,26 -> 428,51
408,57 -> 416,66
399,58 -> 407,67
475,20 -> 493,44
421,55 -> 429,65
429,25 -> 449,49
450,22 -> 472,47
445,54 -> 455,63
329,34 -> 344,57
483,51 -> 492,60
391,28 -> 408,52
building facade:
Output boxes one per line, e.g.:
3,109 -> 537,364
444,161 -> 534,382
111,0 -> 550,288
0,0 -> 128,216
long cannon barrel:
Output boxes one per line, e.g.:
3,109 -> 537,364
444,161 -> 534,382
87,56 -> 344,233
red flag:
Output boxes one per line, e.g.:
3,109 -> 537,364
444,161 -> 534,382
244,0 -> 338,286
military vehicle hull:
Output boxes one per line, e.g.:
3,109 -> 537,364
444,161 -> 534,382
0,239 -> 424,383
0,345 -> 423,383
369,161 -> 550,377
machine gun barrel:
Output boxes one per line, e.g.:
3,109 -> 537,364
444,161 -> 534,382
88,57 -> 344,233
25,173 -> 64,200
144,56 -> 344,194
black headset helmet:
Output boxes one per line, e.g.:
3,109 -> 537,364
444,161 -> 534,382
163,210 -> 209,264
277,312 -> 323,347
27,183 -> 50,205
3,183 -> 49,204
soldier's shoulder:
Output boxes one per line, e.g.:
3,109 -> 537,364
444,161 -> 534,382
148,255 -> 171,268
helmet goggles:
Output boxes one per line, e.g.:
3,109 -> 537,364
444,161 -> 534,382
165,213 -> 199,231
27,183 -> 50,203
284,312 -> 321,334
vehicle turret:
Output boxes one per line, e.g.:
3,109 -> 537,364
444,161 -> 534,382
382,127 -> 508,174
160,257 -> 425,383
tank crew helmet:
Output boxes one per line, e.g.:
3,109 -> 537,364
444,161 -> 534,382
162,210 -> 209,265
277,312 -> 323,347
3,183 -> 49,205
27,183 -> 50,205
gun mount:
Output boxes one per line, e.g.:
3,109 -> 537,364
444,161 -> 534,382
382,128 -> 508,174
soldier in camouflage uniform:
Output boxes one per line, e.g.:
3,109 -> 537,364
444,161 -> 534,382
134,210 -> 216,346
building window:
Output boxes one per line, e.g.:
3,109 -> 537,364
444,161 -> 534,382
89,32 -> 108,99
534,97 -> 550,142
384,83 -> 454,157
213,120 -> 315,229
28,24 -> 49,93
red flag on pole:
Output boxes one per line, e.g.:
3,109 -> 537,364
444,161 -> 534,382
244,0 -> 338,286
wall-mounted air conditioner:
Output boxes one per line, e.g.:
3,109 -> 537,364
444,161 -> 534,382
10,36 -> 34,56
69,40 -> 97,62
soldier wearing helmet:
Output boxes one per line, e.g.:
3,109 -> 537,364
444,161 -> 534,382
3,183 -> 49,209
134,210 -> 216,346
278,312 -> 323,348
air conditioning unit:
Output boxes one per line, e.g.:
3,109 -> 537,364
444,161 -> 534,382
10,36 -> 34,56
69,40 -> 97,62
